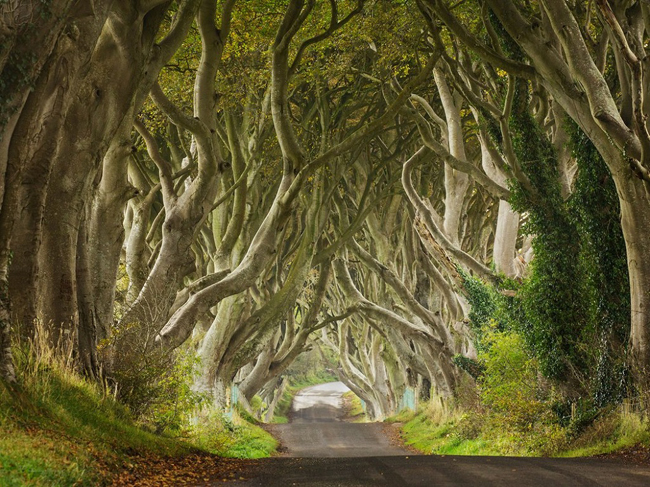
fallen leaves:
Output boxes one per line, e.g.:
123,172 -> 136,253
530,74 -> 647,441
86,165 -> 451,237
110,452 -> 256,486
596,444 -> 650,466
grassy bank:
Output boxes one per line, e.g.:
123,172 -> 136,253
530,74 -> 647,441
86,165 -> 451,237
192,408 -> 277,459
390,400 -> 650,457
388,326 -> 650,459
0,351 -> 276,486
0,366 -> 191,486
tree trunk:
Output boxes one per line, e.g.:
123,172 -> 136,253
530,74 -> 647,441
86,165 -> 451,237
88,117 -> 136,339
618,175 -> 650,381
125,195 -> 155,304
434,69 -> 471,244
37,3 -> 169,349
195,294 -> 251,395
6,0 -> 114,335
0,271 -> 15,383
492,201 -> 519,277
76,205 -> 99,376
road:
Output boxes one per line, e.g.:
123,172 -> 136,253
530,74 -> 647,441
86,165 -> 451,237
270,381 -> 409,457
213,382 -> 650,486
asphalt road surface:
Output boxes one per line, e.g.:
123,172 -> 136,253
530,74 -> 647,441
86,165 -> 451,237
215,382 -> 650,486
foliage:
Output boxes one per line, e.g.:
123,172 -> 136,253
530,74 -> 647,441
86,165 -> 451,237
399,395 -> 650,459
480,331 -> 546,420
451,354 -> 484,380
566,120 -> 630,407
477,330 -> 568,454
399,331 -> 566,456
144,350 -> 208,434
507,83 -> 588,380
479,8 -> 630,406
459,269 -> 516,351
460,271 -> 497,347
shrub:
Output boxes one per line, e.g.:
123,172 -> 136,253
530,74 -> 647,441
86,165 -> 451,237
102,322 -> 206,433
478,329 -> 568,454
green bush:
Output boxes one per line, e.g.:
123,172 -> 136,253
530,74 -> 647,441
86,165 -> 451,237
476,329 -> 568,454
479,331 -> 545,422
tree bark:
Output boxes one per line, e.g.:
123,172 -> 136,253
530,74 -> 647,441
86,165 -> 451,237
5,0 -> 114,341
34,1 -> 175,355
492,201 -> 519,277
87,116 -> 137,339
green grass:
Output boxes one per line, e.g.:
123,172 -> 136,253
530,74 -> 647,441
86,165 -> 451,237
398,413 -> 499,455
0,347 -> 279,486
342,391 -> 366,422
393,400 -> 650,458
0,364 -> 194,486
559,408 -> 650,457
191,408 -> 278,459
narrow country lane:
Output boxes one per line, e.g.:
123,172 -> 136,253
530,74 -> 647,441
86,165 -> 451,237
210,382 -> 650,487
270,382 -> 410,457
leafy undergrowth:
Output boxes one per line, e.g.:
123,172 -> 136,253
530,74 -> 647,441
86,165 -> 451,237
0,356 -> 276,486
559,407 -> 650,458
391,328 -> 650,459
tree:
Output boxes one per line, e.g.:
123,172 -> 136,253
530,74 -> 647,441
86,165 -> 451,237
417,0 -> 650,385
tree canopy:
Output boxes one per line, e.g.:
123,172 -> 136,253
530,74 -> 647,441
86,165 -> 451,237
1,0 -> 649,423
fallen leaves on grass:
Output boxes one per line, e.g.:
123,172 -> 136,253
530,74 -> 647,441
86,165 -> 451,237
381,423 -> 420,454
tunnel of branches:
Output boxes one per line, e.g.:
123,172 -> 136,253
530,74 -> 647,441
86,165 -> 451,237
1,0 -> 649,422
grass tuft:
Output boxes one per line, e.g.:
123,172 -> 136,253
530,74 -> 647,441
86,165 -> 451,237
191,409 -> 277,459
